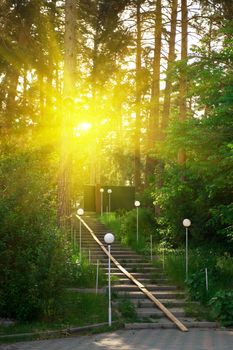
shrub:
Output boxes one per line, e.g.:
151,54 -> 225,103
186,268 -> 218,304
101,209 -> 157,254
209,290 -> 233,326
68,252 -> 107,288
163,247 -> 233,315
118,296 -> 137,321
0,149 -> 70,321
118,208 -> 156,253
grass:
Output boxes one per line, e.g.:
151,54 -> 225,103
184,302 -> 215,322
100,213 -> 121,237
69,251 -> 107,288
0,291 -> 112,341
162,251 -> 186,288
160,249 -> 233,291
100,212 -> 154,255
117,296 -> 138,322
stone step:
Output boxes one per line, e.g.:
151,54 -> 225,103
89,252 -> 143,258
92,257 -> 148,264
102,266 -> 160,273
83,247 -> 134,253
102,266 -> 161,274
112,284 -> 177,292
116,277 -> 167,285
82,242 -> 125,248
111,277 -> 167,286
137,307 -> 185,318
109,272 -> 165,280
117,291 -> 185,299
99,261 -> 159,267
82,242 -> 124,248
124,321 -> 218,330
131,299 -> 188,308
104,250 -> 142,254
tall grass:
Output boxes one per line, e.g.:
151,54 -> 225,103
100,213 -> 121,238
68,250 -> 107,288
0,291 -> 109,337
162,248 -> 233,294
100,210 -> 156,254
163,250 -> 186,288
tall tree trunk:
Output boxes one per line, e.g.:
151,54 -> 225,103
90,1 -> 101,186
57,0 -> 77,229
145,0 -> 162,185
45,0 -> 57,115
161,0 -> 178,132
39,75 -> 45,122
178,0 -> 188,164
134,0 -> 142,191
4,69 -> 19,129
4,23 -> 29,130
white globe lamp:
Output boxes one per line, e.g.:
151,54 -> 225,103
183,218 -> 191,280
104,233 -> 115,245
183,218 -> 191,227
104,232 -> 115,327
77,208 -> 84,216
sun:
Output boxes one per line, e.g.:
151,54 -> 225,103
74,122 -> 92,137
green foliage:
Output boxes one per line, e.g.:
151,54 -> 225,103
101,209 -> 157,254
100,212 -> 122,235
163,248 -> 233,325
162,250 -> 186,288
0,291 -> 109,337
151,25 -> 233,249
186,268 -> 217,304
57,291 -> 108,326
209,290 -> 233,326
118,208 -> 155,253
68,252 -> 107,288
164,248 -> 233,286
118,296 -> 137,321
184,302 -> 215,322
162,248 -> 219,289
0,147 -> 70,321
153,165 -> 212,245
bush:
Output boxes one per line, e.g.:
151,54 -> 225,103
118,208 -> 156,253
0,148 -> 70,321
101,209 -> 157,254
68,252 -> 107,288
186,268 -> 218,304
118,296 -> 137,321
163,247 -> 233,316
209,290 -> 233,326
0,219 -> 69,321
163,248 -> 218,288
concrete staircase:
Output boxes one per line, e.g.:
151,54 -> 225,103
76,214 -> 217,330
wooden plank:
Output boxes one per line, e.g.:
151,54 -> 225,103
76,215 -> 188,332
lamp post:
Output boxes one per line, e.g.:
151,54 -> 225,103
107,189 -> 112,214
77,208 -> 84,262
152,200 -> 156,215
104,232 -> 115,327
134,200 -> 140,243
183,218 -> 191,281
100,188 -> 104,216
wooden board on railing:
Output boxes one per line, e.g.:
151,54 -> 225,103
76,215 -> 188,332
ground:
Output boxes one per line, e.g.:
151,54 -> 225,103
1,328 -> 233,350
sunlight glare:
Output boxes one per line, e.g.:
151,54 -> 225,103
74,122 -> 92,137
